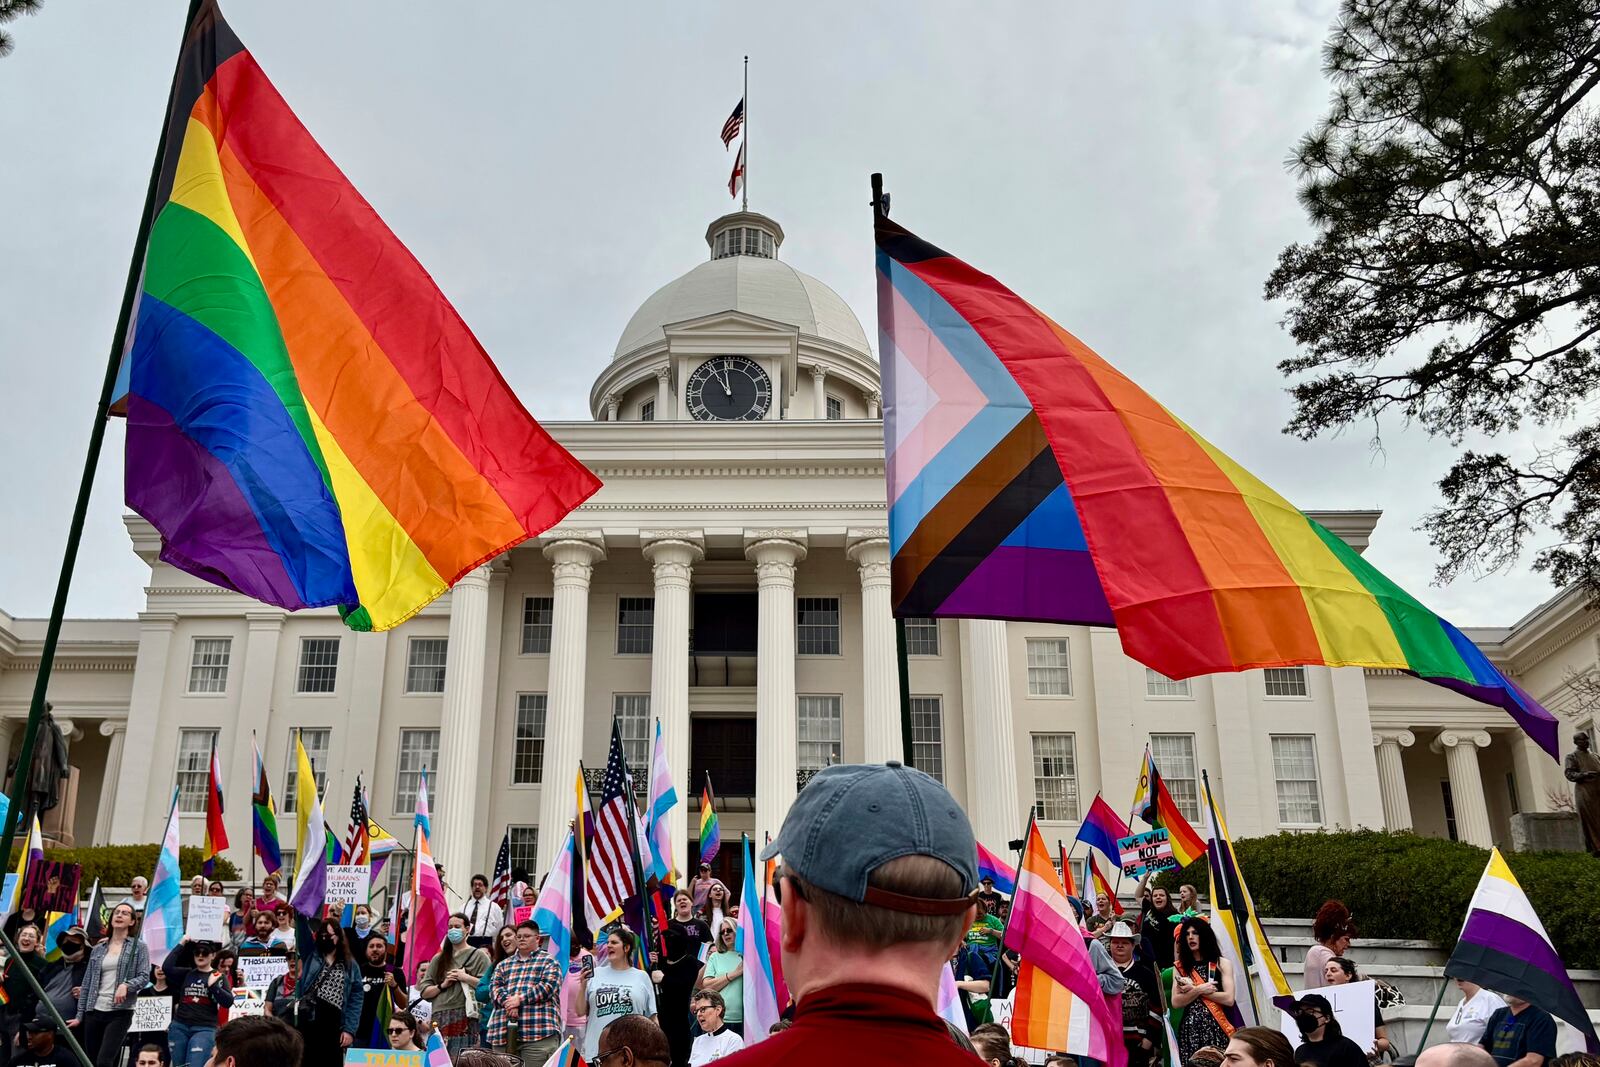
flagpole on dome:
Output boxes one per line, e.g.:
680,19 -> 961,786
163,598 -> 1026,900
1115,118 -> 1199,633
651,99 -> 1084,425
0,0 -> 209,872
742,55 -> 749,212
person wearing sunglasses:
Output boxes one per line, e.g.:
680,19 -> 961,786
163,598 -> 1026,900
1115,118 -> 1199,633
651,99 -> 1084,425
385,1012 -> 423,1052
593,1015 -> 670,1067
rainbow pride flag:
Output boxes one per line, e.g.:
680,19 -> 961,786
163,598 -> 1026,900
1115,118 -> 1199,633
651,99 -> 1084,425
115,1 -> 599,632
876,208 -> 1560,757
699,776 -> 720,865
1132,747 -> 1207,866
250,735 -> 281,876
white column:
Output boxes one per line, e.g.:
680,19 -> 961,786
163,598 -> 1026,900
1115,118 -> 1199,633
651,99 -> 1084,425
866,391 -> 881,419
963,619 -> 1021,849
536,536 -> 606,872
655,367 -> 671,418
110,612 -> 177,843
1328,666 -> 1386,828
434,567 -> 491,884
1371,729 -> 1416,830
1210,674 -> 1268,839
810,366 -> 828,419
643,532 -> 703,876
94,722 -> 127,845
847,533 -> 900,764
228,612 -> 282,864
746,533 -> 806,846
1432,729 -> 1493,847
605,394 -> 620,421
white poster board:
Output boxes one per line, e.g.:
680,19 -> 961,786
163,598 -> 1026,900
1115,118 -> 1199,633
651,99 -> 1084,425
327,865 -> 372,909
238,955 -> 290,989
130,997 -> 173,1033
1277,981 -> 1378,1054
409,997 -> 433,1026
186,896 -> 229,942
231,988 -> 267,1017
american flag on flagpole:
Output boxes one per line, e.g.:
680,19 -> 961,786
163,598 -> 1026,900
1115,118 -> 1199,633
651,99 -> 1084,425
728,140 -> 746,199
586,722 -> 639,925
720,98 -> 744,148
342,775 -> 370,864
489,830 -> 512,909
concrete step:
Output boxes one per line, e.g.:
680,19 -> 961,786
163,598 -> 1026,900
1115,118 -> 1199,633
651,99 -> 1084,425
1269,933 -> 1447,968
1378,1004 -> 1600,1058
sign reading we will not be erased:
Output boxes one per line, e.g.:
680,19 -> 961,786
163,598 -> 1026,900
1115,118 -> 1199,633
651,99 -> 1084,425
1118,828 -> 1178,878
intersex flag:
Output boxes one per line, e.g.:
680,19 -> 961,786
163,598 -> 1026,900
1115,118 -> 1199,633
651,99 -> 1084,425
114,0 -> 599,632
202,735 -> 229,876
736,836 -> 780,1041
1446,849 -> 1597,1052
1131,747 -> 1206,865
251,734 -> 281,875
875,204 -> 1561,758
142,793 -> 184,962
1003,818 -> 1122,1067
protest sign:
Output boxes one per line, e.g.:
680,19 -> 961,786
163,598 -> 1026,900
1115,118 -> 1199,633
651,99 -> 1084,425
409,998 -> 432,1026
1118,828 -> 1178,878
1276,981 -> 1377,1054
238,955 -> 289,989
22,861 -> 81,913
186,895 -> 229,942
512,905 -> 533,926
231,988 -> 266,1017
326,865 -> 372,909
130,997 -> 173,1032
344,1052 -> 422,1067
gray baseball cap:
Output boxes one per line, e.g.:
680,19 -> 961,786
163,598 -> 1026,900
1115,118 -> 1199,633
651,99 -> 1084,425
759,761 -> 978,915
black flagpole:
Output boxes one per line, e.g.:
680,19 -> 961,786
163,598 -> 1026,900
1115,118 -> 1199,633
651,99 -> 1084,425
0,0 -> 207,869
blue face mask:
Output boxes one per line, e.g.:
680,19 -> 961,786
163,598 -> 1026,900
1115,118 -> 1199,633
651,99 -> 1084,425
446,929 -> 465,945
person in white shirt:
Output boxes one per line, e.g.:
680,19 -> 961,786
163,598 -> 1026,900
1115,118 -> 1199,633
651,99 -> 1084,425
688,991 -> 743,1065
123,876 -> 149,914
463,874 -> 504,950
1446,978 -> 1507,1045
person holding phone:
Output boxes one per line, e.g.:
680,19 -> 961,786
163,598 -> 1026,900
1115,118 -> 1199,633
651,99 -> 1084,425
575,929 -> 657,1062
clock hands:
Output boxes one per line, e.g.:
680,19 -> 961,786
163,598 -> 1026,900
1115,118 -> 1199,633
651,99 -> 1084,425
717,361 -> 734,397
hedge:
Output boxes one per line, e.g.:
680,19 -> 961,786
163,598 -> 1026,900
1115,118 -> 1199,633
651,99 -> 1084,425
6,844 -> 240,887
1151,830 -> 1600,969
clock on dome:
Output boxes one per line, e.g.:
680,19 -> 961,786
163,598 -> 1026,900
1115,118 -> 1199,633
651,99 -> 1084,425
685,355 -> 773,421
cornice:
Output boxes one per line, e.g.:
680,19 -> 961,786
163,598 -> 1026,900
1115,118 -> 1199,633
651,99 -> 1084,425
1,658 -> 133,673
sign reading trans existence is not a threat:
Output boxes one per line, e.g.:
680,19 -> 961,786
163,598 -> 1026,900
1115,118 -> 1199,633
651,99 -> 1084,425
1118,828 -> 1178,878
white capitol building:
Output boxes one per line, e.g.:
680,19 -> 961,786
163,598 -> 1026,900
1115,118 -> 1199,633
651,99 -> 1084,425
1,208 -> 1594,897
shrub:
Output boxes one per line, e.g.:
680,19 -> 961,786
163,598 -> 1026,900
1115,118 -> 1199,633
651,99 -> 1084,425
6,844 -> 240,887
1152,829 -> 1600,969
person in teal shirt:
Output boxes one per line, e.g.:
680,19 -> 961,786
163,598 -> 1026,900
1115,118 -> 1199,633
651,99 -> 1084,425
695,919 -> 745,1032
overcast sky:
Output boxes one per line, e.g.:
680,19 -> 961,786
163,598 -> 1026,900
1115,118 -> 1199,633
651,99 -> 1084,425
0,1 -> 1560,627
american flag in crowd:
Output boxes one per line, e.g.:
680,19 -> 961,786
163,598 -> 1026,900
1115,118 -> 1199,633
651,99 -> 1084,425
342,776 -> 370,864
489,830 -> 512,909
586,721 -> 640,924
720,98 -> 744,148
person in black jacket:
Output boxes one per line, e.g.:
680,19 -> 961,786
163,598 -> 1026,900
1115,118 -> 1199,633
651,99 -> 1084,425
163,940 -> 235,1067
1,925 -> 47,1062
1291,994 -> 1368,1067
37,927 -> 88,1036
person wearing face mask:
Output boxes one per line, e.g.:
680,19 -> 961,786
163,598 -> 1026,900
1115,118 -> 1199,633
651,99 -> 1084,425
1290,993 -> 1368,1067
344,905 -> 377,956
419,914 -> 491,1058
164,939 -> 236,1067
40,926 -> 90,1029
297,918 -> 362,1067
355,935 -> 408,1049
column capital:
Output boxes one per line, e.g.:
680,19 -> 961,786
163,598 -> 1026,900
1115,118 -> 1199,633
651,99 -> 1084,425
745,536 -> 806,586
641,529 -> 707,554
655,364 -> 672,384
453,566 -> 493,591
605,394 -> 620,420
1372,728 -> 1416,749
846,537 -> 891,586
245,611 -> 286,632
98,720 -> 128,739
810,365 -> 827,382
643,534 -> 704,588
1431,729 -> 1491,753
54,719 -> 80,742
544,538 -> 606,587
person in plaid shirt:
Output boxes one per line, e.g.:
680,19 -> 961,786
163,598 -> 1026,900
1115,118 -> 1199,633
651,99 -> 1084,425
488,920 -> 562,1067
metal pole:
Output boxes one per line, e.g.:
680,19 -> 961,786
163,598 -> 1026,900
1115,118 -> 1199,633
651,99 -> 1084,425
741,56 -> 748,212
0,0 -> 207,863
989,810 -> 1033,999
895,618 -> 915,766
0,927 -> 94,1067
1410,976 -> 1452,1056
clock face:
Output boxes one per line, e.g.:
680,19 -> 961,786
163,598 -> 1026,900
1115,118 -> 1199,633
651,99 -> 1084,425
685,355 -> 773,421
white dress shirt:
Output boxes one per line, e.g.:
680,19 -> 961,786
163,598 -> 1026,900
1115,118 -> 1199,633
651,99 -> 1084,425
465,896 -> 504,940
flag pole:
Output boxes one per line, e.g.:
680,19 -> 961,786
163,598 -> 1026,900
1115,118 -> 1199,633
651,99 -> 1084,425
0,0 -> 207,873
741,55 -> 749,212
1202,769 -> 1261,1024
989,809 -> 1034,1000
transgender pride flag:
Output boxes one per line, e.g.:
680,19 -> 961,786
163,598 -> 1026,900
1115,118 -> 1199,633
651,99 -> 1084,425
531,828 -> 579,976
142,790 -> 185,961
736,836 -> 780,1042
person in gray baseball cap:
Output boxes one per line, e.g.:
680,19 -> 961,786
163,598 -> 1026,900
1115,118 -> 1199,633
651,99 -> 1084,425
724,761 -> 980,1066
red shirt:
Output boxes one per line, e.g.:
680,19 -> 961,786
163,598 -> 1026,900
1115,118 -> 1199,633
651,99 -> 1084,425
719,982 -> 982,1067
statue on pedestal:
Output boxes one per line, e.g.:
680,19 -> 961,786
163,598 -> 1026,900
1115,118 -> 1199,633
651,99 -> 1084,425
1565,730 -> 1600,856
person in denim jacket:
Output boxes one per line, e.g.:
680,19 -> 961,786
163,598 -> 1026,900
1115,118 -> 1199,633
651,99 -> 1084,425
75,904 -> 150,1067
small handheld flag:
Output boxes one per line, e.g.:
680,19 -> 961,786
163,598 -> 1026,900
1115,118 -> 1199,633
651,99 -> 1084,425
699,775 -> 721,865
1087,852 -> 1123,916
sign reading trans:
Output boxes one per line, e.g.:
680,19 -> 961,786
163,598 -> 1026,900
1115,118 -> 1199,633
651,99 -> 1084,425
1119,828 -> 1178,877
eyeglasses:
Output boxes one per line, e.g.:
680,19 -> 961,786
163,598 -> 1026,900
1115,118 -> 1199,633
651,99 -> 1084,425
592,1050 -> 628,1065
387,1028 -> 410,1036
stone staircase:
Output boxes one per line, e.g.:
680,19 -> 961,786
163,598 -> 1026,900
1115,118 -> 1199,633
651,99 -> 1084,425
1256,918 -> 1600,1056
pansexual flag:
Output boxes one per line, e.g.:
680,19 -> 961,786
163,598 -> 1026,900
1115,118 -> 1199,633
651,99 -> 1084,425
1445,849 -> 1597,1052
115,0 -> 599,632
875,207 -> 1561,757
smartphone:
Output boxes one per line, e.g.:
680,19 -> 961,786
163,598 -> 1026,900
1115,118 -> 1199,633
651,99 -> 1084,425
581,955 -> 595,977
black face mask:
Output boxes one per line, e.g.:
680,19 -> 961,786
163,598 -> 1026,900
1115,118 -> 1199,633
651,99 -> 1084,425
1294,1012 -> 1322,1037
317,935 -> 338,951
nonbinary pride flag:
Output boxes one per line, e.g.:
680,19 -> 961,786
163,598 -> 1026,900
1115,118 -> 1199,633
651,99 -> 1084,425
1446,849 -> 1597,1052
115,0 -> 599,632
875,206 -> 1561,758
